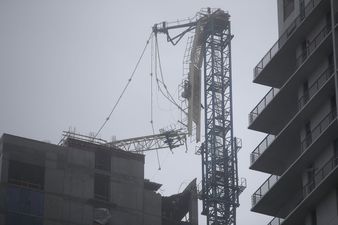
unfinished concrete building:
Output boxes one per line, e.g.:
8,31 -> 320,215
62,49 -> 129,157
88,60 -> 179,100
249,0 -> 338,225
0,133 -> 198,225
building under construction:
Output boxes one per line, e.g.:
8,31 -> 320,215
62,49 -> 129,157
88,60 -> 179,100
0,133 -> 198,225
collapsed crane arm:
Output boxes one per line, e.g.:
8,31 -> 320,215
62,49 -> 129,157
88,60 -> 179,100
60,130 -> 186,153
153,21 -> 197,45
109,130 -> 187,153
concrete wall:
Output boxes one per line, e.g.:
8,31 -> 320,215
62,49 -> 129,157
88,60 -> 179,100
277,0 -> 300,36
109,153 -> 146,225
317,190 -> 338,225
0,213 -> 5,225
143,190 -> 162,225
0,135 -> 162,225
304,190 -> 338,225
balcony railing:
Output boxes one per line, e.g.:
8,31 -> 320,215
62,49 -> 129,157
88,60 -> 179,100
267,217 -> 284,225
250,134 -> 275,165
250,67 -> 334,165
254,0 -> 324,78
303,156 -> 338,196
298,66 -> 334,109
258,156 -> 338,225
249,88 -> 279,124
252,174 -> 279,206
295,25 -> 331,67
301,109 -> 337,152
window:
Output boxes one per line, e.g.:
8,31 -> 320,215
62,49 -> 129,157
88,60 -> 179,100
299,0 -> 305,19
334,139 -> 338,157
8,160 -> 45,190
305,121 -> 312,146
330,95 -> 336,111
302,80 -> 309,104
94,174 -> 110,201
283,0 -> 295,20
95,150 -> 111,171
306,164 -> 315,193
310,210 -> 317,225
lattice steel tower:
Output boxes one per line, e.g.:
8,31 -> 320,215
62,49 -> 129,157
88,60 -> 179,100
153,8 -> 243,225
200,12 -> 240,225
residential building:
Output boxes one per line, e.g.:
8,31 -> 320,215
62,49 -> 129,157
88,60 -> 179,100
249,0 -> 338,225
0,133 -> 198,225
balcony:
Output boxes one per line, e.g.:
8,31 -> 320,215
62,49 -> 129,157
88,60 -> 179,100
255,156 -> 338,225
253,0 -> 331,87
300,110 -> 337,154
251,112 -> 338,216
252,174 -> 279,206
295,25 -> 331,68
249,64 -> 334,134
298,66 -> 334,110
250,134 -> 275,166
249,21 -> 334,133
248,88 -> 279,125
250,70 -> 335,173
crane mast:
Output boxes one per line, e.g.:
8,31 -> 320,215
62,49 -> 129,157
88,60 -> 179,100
153,8 -> 243,225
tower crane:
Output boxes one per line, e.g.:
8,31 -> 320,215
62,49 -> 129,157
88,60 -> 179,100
153,8 -> 245,225
61,8 -> 245,225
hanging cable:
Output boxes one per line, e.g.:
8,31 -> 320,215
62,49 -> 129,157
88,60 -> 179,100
150,35 -> 161,170
154,35 -> 188,116
94,32 -> 153,138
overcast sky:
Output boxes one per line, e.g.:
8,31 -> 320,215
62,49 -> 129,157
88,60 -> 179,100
0,0 -> 278,224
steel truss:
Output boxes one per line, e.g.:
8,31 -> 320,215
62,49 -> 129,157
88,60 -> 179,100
200,13 -> 239,225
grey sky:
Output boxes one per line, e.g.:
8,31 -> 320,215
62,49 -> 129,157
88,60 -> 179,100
0,0 -> 278,224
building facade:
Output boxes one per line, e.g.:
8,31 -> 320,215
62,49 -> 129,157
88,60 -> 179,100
0,133 -> 198,225
249,0 -> 338,225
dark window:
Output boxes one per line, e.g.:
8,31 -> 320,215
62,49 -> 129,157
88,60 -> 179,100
299,0 -> 305,19
94,174 -> 110,201
283,0 -> 295,20
328,53 -> 334,70
301,40 -> 308,60
8,160 -> 45,190
334,139 -> 338,157
7,186 -> 44,216
305,122 -> 312,147
95,151 -> 111,171
302,80 -> 309,103
326,12 -> 332,28
306,164 -> 315,193
330,95 -> 336,110
6,213 -> 43,225
310,210 -> 317,225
